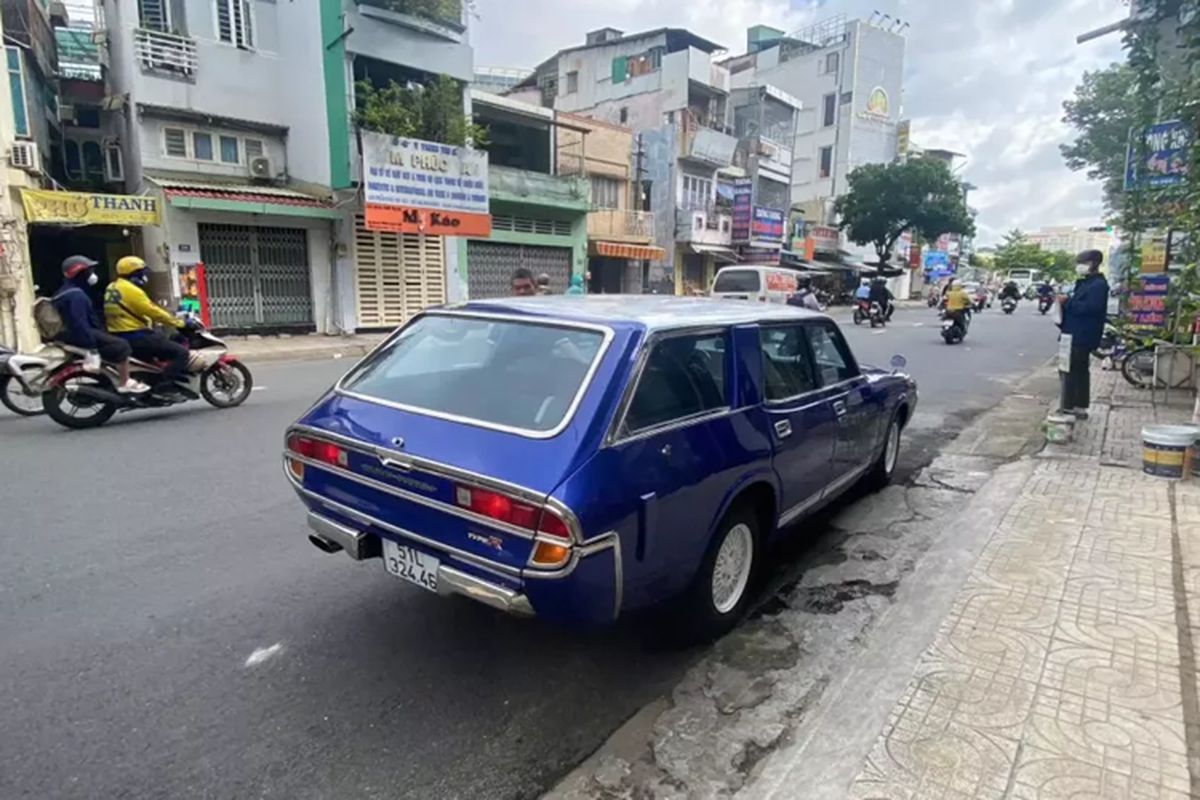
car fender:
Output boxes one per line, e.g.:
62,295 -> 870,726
703,467 -> 782,549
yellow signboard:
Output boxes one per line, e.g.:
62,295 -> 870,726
1140,232 -> 1167,273
21,189 -> 162,226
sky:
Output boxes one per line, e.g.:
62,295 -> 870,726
471,0 -> 1129,246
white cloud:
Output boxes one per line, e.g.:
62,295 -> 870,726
471,0 -> 1129,244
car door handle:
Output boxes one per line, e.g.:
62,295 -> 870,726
774,420 -> 793,439
833,400 -> 847,417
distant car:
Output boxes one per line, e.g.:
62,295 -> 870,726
710,265 -> 799,304
283,297 -> 917,642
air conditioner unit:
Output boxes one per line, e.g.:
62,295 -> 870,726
10,141 -> 40,173
58,104 -> 77,124
758,139 -> 779,160
248,156 -> 272,180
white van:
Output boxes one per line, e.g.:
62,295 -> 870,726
710,265 -> 799,304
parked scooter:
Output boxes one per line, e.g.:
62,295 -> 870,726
1001,297 -> 1018,315
40,315 -> 253,429
0,343 -> 49,416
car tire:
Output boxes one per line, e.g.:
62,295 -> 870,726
863,412 -> 902,491
666,504 -> 761,646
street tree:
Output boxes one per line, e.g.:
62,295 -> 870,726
834,157 -> 976,265
992,230 -> 1057,280
1061,62 -> 1137,214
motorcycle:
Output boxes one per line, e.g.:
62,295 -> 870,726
40,318 -> 253,429
852,298 -> 871,325
1037,295 -> 1053,315
926,290 -> 939,308
941,310 -> 968,345
1001,297 -> 1018,315
0,343 -> 49,417
868,301 -> 886,328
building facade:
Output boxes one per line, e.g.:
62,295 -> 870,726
727,15 -> 907,257
1025,226 -> 1116,257
513,27 -> 746,294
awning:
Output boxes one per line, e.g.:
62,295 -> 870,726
593,241 -> 667,260
152,179 -> 340,220
689,244 -> 740,264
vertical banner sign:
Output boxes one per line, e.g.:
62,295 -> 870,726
731,179 -> 753,242
896,120 -> 911,156
1125,120 -> 1191,190
361,131 -> 491,236
1140,231 -> 1168,273
177,262 -> 210,326
1128,273 -> 1170,328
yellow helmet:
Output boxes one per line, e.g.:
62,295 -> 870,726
116,256 -> 147,277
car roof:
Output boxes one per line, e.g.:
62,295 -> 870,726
447,295 -> 827,332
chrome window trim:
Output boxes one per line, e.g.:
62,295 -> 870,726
334,310 -> 616,441
287,424 -> 585,543
603,325 -> 733,447
284,466 -> 524,579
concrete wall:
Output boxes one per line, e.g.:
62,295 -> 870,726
641,125 -> 677,292
342,3 -> 473,83
844,22 -> 904,175
556,113 -> 632,187
138,116 -> 288,180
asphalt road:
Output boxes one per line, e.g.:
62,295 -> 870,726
0,303 -> 1059,800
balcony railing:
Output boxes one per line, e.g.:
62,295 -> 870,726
675,202 -> 733,244
587,208 -> 654,242
134,28 -> 197,78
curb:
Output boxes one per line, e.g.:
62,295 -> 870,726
235,343 -> 379,366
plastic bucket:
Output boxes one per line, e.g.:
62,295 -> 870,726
1142,425 -> 1197,480
1045,414 -> 1075,444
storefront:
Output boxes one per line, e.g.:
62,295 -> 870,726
149,179 -> 340,333
353,214 -> 446,329
587,241 -> 666,294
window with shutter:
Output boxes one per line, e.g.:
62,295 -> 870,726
216,0 -> 254,49
139,0 -> 170,31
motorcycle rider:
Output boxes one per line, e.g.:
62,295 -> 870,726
104,256 -> 190,393
1035,279 -> 1055,308
868,278 -> 894,321
999,280 -> 1021,303
52,256 -> 148,394
944,279 -> 973,329
854,278 -> 871,302
788,278 -> 824,311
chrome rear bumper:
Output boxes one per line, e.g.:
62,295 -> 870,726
305,512 -> 534,617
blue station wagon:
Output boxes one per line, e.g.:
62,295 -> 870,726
284,297 -> 916,641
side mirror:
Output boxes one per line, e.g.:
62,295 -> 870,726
889,354 -> 907,371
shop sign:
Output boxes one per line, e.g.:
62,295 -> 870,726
731,179 -> 753,242
809,225 -> 840,253
750,206 -> 785,243
177,262 -> 210,326
1125,119 -> 1191,190
1140,232 -> 1168,273
859,87 -> 891,121
21,189 -> 162,226
1128,273 -> 1169,328
361,131 -> 490,235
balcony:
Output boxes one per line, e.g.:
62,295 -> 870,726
134,29 -> 197,79
489,165 -> 590,212
587,208 -> 654,243
679,125 -> 738,168
676,202 -> 733,246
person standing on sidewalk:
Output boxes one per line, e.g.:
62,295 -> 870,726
1057,249 -> 1109,420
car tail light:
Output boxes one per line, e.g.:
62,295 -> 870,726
286,434 -> 348,467
455,484 -> 575,567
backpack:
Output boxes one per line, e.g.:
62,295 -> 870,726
33,296 -> 65,341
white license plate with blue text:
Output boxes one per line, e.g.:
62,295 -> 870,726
383,539 -> 439,593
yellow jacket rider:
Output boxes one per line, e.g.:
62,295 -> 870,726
105,256 -> 190,389
944,280 -> 974,313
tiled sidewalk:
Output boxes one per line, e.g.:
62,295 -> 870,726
846,372 -> 1200,800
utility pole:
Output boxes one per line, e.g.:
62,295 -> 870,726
632,133 -> 649,292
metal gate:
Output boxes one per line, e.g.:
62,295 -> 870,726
198,224 -> 313,329
466,241 -> 572,299
353,215 -> 445,328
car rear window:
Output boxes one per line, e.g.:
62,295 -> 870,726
712,269 -> 761,293
340,314 -> 605,434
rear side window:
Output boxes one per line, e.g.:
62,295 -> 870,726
622,333 -> 727,435
712,269 -> 761,293
340,315 -> 604,434
804,323 -> 860,386
759,326 -> 817,400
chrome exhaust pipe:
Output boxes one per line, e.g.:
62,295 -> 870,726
308,533 -> 344,555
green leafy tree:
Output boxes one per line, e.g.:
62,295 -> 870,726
1061,63 -> 1138,214
992,230 -> 1063,281
834,157 -> 976,264
356,74 -> 487,147
1045,251 -> 1078,283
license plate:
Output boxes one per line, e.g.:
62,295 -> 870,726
942,320 -> 953,329
382,539 -> 439,593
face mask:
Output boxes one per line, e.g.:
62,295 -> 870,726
1075,265 -> 1090,277
86,272 -> 99,286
